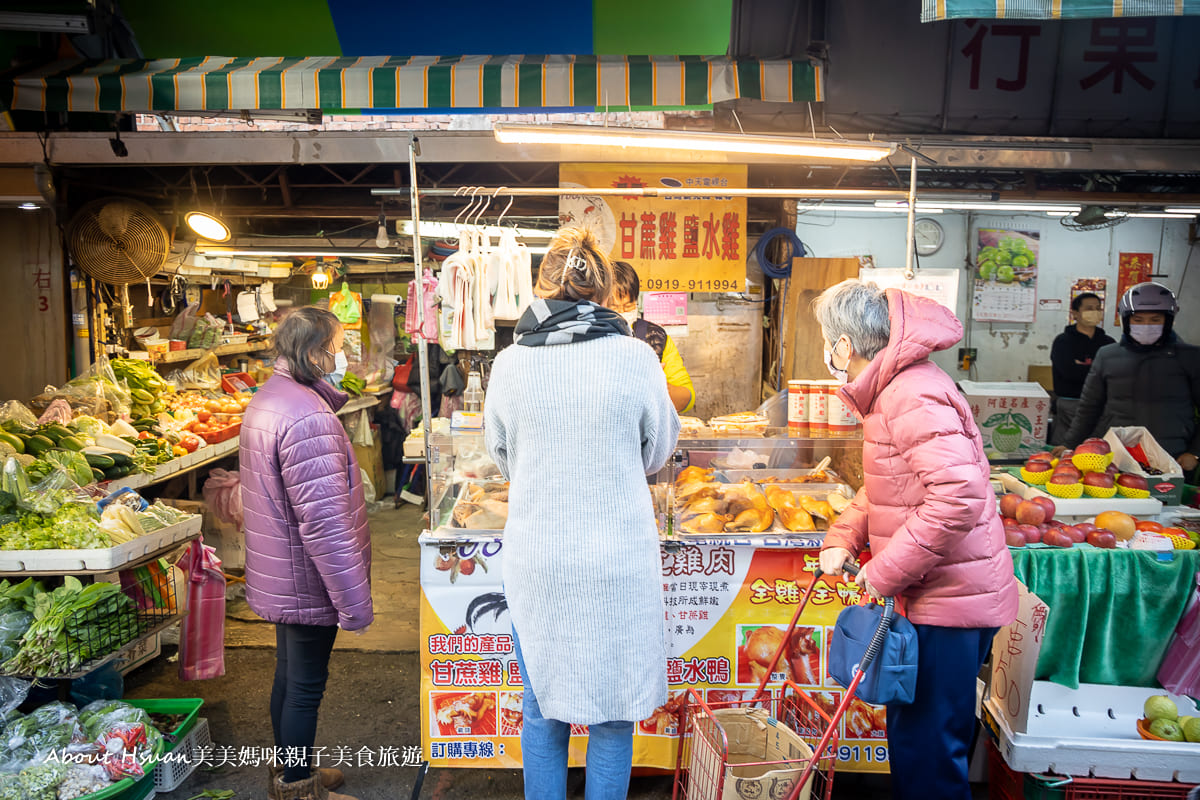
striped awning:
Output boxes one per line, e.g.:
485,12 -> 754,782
922,0 -> 1200,21
6,55 -> 822,113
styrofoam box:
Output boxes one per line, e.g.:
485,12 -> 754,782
983,683 -> 1200,782
0,515 -> 201,572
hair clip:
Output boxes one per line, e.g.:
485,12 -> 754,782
564,249 -> 587,273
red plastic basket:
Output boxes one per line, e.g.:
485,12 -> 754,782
987,741 -> 1197,800
198,420 -> 240,444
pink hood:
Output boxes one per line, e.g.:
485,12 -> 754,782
824,290 -> 1018,628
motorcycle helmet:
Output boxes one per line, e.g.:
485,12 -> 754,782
1117,281 -> 1177,344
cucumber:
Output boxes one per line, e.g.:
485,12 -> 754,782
91,467 -> 106,483
84,453 -> 115,470
103,465 -> 126,481
24,435 -> 54,456
130,388 -> 155,405
107,453 -> 133,468
0,432 -> 23,454
58,436 -> 86,452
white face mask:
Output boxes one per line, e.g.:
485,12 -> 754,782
324,348 -> 349,385
823,337 -> 850,384
619,309 -> 640,328
1129,324 -> 1164,346
1077,309 -> 1103,327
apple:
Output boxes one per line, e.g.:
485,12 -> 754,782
1002,516 -> 1020,529
1031,497 -> 1056,521
1053,464 -> 1083,478
1046,518 -> 1067,529
1005,529 -> 1028,548
1076,438 -> 1112,456
1059,450 -> 1074,460
999,493 -> 1024,520
1105,463 -> 1120,475
1086,528 -> 1117,549
1116,473 -> 1149,491
1074,522 -> 1097,534
1048,473 -> 1080,486
1060,525 -> 1087,543
1019,524 -> 1043,544
1015,500 -> 1047,526
1043,529 -> 1075,548
1081,472 -> 1115,489
1024,457 -> 1053,472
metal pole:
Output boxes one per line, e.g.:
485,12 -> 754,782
408,138 -> 436,509
372,186 -> 912,200
904,156 -> 918,280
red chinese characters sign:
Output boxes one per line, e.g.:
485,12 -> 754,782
1115,253 -> 1152,326
559,164 -> 747,292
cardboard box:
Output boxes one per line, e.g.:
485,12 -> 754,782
702,708 -> 815,800
1103,426 -> 1185,505
958,381 -> 1050,461
353,433 -> 385,500
988,581 -> 1049,734
112,632 -> 162,675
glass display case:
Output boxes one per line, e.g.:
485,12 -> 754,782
422,428 -> 863,543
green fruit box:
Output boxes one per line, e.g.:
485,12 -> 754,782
1103,427 -> 1185,506
959,381 -> 1050,462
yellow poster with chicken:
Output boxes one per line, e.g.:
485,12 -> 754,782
419,537 -> 891,774
558,163 -> 747,292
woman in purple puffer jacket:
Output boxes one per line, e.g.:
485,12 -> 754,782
240,306 -> 372,800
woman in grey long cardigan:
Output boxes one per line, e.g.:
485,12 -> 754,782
485,227 -> 680,800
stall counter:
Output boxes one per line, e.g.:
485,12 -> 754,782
418,531 -> 892,774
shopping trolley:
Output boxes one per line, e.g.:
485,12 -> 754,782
672,564 -> 898,800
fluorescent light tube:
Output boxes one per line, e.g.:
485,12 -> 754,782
494,123 -> 897,162
397,220 -> 555,240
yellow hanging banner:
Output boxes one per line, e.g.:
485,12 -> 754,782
558,163 -> 748,292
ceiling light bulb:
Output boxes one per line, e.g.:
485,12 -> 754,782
311,268 -> 331,290
376,222 -> 390,249
185,211 -> 231,242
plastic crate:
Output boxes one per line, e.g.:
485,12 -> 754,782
126,697 -> 204,743
154,717 -> 211,793
988,741 -> 1196,800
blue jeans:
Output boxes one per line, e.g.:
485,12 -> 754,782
886,624 -> 997,800
513,630 -> 634,800
271,623 -> 339,783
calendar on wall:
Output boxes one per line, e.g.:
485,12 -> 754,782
972,228 -> 1039,323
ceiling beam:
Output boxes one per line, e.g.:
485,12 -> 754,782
0,131 -> 1198,173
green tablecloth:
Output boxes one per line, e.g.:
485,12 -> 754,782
1010,547 -> 1200,688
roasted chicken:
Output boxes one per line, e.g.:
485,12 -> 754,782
764,486 -> 816,532
799,494 -> 837,523
675,466 -> 714,486
721,481 -> 774,532
680,513 -> 731,533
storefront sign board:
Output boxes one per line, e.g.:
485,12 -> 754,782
419,538 -> 891,773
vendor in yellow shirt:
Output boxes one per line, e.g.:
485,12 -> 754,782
609,260 -> 696,413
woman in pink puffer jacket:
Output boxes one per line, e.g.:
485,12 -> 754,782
814,280 -> 1018,800
241,306 -> 372,800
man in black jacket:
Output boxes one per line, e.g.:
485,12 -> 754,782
1058,282 -> 1200,474
1050,292 -> 1115,444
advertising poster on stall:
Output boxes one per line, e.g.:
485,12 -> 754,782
558,164 -> 748,292
972,228 -> 1039,323
1115,254 -> 1152,326
419,539 -> 891,774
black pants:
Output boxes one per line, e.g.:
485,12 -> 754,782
887,624 -> 997,800
271,623 -> 339,783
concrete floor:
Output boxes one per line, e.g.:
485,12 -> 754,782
123,503 -> 981,800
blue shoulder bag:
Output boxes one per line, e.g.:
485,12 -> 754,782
827,597 -> 919,706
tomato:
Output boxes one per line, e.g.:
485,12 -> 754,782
192,423 -> 210,434
1135,520 -> 1165,533
196,410 -> 212,423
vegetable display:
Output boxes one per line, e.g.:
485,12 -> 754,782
109,359 -> 170,419
1,577 -> 140,676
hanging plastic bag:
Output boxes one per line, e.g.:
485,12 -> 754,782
174,351 -> 223,391
168,301 -> 201,342
406,269 -> 440,341
348,409 -> 374,447
202,468 -> 243,529
175,539 -> 226,681
330,282 -> 363,328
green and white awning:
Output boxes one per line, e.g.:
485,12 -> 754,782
7,55 -> 822,113
922,0 -> 1200,21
